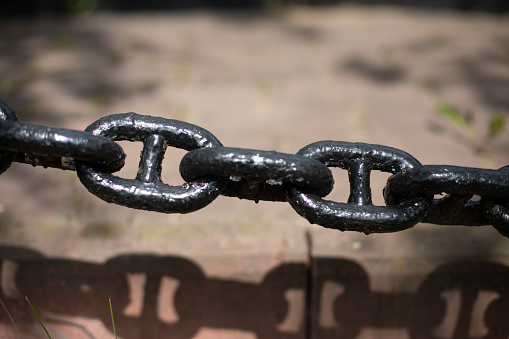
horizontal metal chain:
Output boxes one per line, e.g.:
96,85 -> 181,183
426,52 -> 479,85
0,100 -> 508,237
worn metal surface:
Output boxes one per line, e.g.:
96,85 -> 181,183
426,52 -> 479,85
0,100 -> 508,235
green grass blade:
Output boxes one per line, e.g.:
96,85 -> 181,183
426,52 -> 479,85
109,298 -> 117,339
0,297 -> 23,339
489,113 -> 505,138
26,296 -> 53,339
437,104 -> 470,129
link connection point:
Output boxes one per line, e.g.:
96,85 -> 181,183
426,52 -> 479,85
0,100 -> 508,236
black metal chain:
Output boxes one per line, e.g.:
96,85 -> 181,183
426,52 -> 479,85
0,100 -> 508,237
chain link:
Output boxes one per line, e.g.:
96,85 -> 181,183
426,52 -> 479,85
0,119 -> 126,172
75,112 -> 228,214
180,147 -> 334,202
0,100 -> 508,236
285,140 -> 432,234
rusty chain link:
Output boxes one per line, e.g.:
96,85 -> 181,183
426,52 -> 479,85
0,100 -> 508,236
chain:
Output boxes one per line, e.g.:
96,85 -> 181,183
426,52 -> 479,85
0,100 -> 508,237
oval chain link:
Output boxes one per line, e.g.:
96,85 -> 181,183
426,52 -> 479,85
75,113 -> 227,214
285,141 -> 432,234
0,119 -> 126,172
0,100 -> 125,172
384,164 -> 509,235
180,147 -> 334,202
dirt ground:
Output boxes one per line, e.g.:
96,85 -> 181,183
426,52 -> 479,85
0,5 -> 508,339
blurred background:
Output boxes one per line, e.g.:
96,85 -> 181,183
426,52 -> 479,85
2,0 -> 509,15
0,1 -> 508,338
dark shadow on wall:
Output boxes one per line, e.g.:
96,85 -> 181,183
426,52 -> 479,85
1,246 -> 509,338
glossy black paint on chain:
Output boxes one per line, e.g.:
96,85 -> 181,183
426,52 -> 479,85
481,166 -> 509,237
483,199 -> 509,237
0,101 -> 17,174
385,165 -> 509,204
286,141 -> 432,233
75,113 -> 227,213
0,119 -> 126,172
422,197 -> 488,226
384,165 -> 509,235
0,100 -> 508,236
81,112 -> 222,149
180,147 -> 334,202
